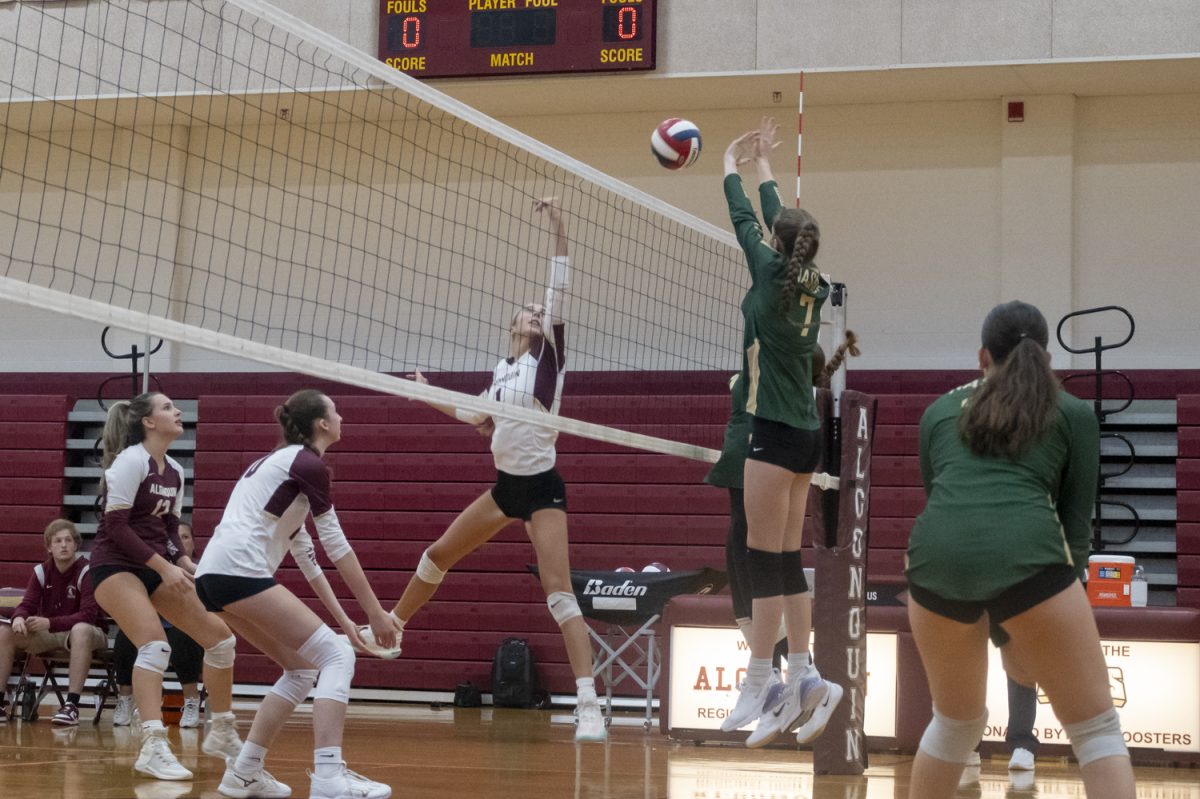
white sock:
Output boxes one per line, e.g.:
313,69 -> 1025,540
745,657 -> 773,688
210,710 -> 236,723
576,677 -> 597,705
234,741 -> 268,775
141,719 -> 166,735
787,651 -> 816,681
314,746 -> 342,779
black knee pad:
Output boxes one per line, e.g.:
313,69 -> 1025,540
748,548 -> 784,599
781,550 -> 809,596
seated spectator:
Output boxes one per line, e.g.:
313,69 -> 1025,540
111,522 -> 206,728
0,519 -> 107,726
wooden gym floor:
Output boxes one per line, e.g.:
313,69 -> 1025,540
1,702 -> 1198,798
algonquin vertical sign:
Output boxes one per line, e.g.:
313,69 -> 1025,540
813,389 -> 876,775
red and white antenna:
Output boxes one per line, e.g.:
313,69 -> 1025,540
796,70 -> 804,207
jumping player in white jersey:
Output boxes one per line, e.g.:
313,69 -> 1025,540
196,390 -> 400,799
394,197 -> 606,743
89,392 -> 243,781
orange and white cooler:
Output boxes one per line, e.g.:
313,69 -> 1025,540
1087,554 -> 1135,607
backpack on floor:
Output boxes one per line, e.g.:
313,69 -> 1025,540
491,637 -> 541,709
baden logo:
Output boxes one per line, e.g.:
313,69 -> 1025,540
583,579 -> 647,597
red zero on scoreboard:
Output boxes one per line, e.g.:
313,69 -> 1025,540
379,0 -> 657,78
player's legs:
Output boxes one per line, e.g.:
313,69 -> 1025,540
0,623 -> 20,715
724,488 -> 755,642
907,598 -> 990,799
780,472 -> 813,658
743,458 -> 792,659
526,509 -> 592,679
999,582 -> 1135,798
95,573 -> 170,725
393,489 -> 510,623
153,586 -> 235,715
221,584 -> 372,798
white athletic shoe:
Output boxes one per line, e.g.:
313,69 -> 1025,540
113,695 -> 136,727
308,764 -> 391,799
179,697 -> 201,729
134,729 -> 194,781
219,761 -> 293,798
574,701 -> 607,743
745,676 -> 803,748
203,716 -> 244,760
1008,747 -> 1036,771
793,678 -> 844,744
720,670 -> 782,732
965,749 -> 982,767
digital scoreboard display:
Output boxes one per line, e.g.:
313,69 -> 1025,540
379,0 -> 657,79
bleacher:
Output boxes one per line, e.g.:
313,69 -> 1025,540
190,394 -> 729,695
2,381 -> 1197,699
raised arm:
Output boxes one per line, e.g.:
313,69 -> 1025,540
535,197 -> 570,328
406,368 -> 491,428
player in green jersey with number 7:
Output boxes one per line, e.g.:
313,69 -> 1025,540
718,117 -> 844,749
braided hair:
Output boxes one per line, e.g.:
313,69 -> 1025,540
813,330 -> 861,389
770,208 -> 821,318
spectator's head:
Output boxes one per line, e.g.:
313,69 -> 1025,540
178,522 -> 195,559
43,519 -> 80,562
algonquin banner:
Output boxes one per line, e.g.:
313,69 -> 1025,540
812,389 -> 877,775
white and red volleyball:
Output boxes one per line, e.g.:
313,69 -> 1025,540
650,118 -> 701,170
642,562 -> 670,573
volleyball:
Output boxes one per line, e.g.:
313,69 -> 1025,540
642,562 -> 670,573
357,626 -> 403,660
614,566 -> 636,572
650,118 -> 702,170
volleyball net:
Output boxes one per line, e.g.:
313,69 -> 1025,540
0,0 -> 750,459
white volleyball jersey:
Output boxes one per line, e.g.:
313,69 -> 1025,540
464,256 -> 568,476
196,445 -> 347,581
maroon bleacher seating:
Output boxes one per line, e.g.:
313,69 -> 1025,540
0,397 -> 69,589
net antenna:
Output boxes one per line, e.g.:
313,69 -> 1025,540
2,0 -> 750,461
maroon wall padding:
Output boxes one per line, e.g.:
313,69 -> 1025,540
1179,396 -> 1200,606
0,397 -> 70,590
192,394 -> 728,697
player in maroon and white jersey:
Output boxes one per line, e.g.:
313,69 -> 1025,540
90,392 -> 242,781
393,198 -> 606,743
197,390 -> 398,799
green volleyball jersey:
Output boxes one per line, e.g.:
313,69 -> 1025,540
724,175 -> 829,430
705,372 -> 751,489
906,381 -> 1100,602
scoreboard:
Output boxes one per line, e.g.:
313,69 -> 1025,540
379,0 -> 657,79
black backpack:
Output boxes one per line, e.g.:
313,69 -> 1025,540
491,637 -> 542,708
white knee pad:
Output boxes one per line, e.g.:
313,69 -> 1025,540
416,549 -> 447,585
1065,707 -> 1128,766
918,706 -> 989,764
297,625 -> 355,704
204,635 -> 237,669
135,640 -> 172,675
547,591 -> 582,625
269,668 -> 318,707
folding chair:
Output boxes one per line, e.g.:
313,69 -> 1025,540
9,625 -> 119,725
536,566 -> 727,730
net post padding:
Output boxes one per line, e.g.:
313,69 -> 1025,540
812,388 -> 877,775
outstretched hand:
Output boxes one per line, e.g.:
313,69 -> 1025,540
725,131 -> 758,165
405,368 -> 429,386
754,116 -> 781,159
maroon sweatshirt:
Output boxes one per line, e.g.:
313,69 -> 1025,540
12,555 -> 101,632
